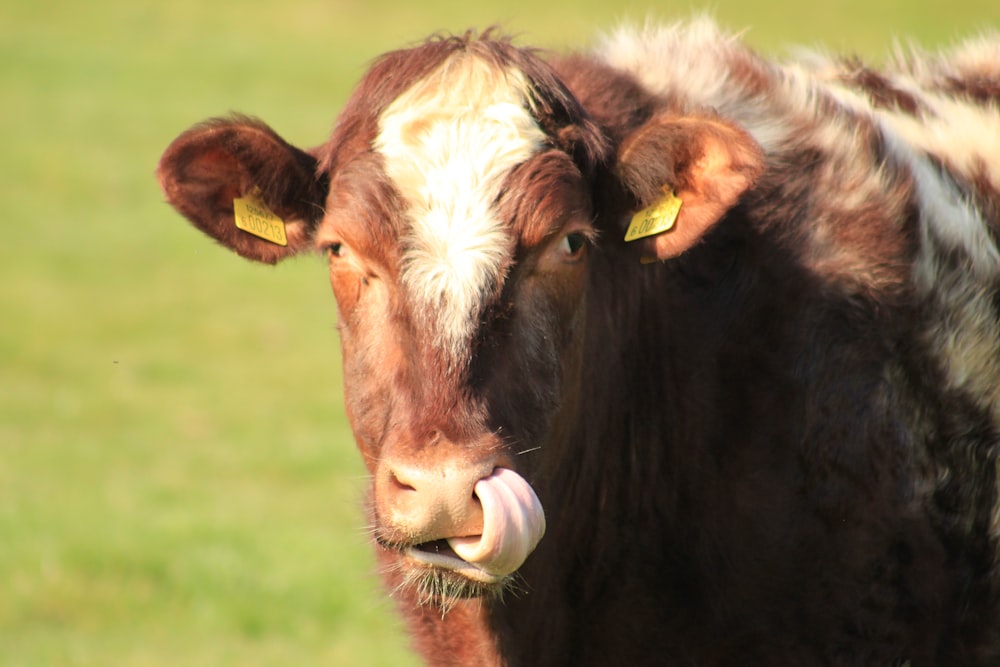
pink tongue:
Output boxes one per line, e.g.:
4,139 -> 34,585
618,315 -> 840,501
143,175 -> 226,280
447,468 -> 545,577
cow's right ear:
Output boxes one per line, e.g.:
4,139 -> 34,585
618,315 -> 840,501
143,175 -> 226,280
613,113 -> 764,261
157,116 -> 329,264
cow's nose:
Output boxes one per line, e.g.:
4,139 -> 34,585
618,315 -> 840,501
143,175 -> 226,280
376,458 -> 494,543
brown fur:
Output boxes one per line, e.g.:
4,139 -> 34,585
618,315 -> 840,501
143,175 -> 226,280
158,24 -> 1000,666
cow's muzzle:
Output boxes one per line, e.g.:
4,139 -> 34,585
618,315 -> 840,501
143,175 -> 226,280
375,462 -> 546,584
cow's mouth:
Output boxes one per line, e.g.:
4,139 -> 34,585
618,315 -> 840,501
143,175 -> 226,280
384,468 -> 546,592
407,539 -> 507,585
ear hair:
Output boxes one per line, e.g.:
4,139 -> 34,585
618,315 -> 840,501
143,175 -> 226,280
157,116 -> 329,264
615,114 -> 764,261
555,122 -> 611,178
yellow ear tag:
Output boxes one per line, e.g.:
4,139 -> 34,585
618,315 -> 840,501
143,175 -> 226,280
233,191 -> 288,246
624,188 -> 683,242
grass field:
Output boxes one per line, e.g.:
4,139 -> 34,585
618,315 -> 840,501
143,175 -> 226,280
2,0 -> 997,665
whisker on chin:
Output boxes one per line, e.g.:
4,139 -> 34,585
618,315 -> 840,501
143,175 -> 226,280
379,551 -> 515,618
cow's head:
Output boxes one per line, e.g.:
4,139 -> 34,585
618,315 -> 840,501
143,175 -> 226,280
157,32 -> 762,606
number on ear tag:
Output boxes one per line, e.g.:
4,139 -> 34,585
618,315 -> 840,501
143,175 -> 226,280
624,188 -> 682,242
234,192 -> 288,246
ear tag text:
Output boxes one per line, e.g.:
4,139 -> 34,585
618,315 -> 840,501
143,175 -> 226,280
624,188 -> 683,242
234,191 -> 288,246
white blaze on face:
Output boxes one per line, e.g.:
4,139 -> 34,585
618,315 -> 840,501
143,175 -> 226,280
374,53 -> 547,360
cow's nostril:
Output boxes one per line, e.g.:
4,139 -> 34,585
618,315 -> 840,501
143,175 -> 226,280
389,470 -> 416,492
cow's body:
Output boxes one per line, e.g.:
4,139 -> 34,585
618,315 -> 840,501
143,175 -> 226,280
158,20 -> 1000,666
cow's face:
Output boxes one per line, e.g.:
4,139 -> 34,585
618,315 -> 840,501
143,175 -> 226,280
310,47 -> 606,600
157,33 -> 762,606
318,148 -> 592,600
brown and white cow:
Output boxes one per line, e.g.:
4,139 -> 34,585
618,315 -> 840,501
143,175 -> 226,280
158,19 -> 1000,666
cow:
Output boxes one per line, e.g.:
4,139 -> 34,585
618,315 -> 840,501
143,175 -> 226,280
157,19 -> 1000,666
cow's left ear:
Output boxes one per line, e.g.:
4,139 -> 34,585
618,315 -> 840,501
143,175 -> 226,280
614,113 -> 764,261
157,116 -> 329,264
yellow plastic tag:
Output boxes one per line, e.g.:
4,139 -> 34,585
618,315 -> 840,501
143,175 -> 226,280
233,192 -> 287,246
624,188 -> 683,242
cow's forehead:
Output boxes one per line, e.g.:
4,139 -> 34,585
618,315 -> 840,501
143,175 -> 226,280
374,52 -> 547,362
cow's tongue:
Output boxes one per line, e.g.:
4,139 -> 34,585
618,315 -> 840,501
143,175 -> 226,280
447,467 -> 545,578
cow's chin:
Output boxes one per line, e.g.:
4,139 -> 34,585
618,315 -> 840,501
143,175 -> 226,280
384,544 -> 510,612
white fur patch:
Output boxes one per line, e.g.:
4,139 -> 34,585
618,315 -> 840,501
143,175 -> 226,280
375,53 -> 546,361
892,131 -> 1000,423
596,18 -> 794,153
881,92 -> 1000,199
868,41 -> 1000,422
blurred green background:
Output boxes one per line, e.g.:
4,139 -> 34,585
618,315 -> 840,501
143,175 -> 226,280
1,0 -> 996,665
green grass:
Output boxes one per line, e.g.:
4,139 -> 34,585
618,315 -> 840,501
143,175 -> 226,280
1,0 -> 996,664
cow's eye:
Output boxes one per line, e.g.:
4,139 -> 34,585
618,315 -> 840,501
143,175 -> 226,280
559,232 -> 588,259
326,242 -> 347,259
